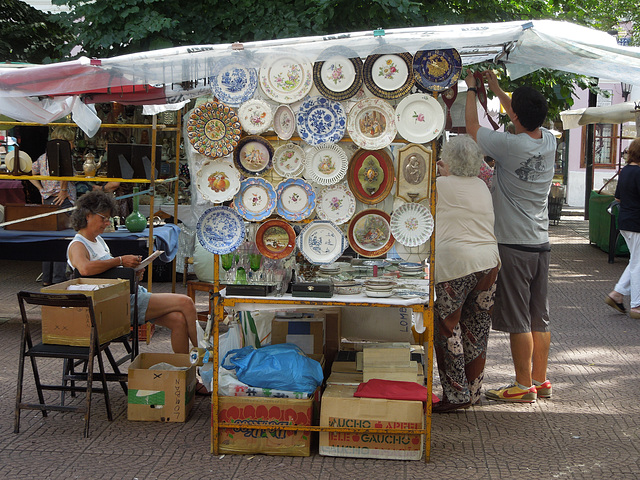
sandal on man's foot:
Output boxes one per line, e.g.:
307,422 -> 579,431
605,295 -> 626,314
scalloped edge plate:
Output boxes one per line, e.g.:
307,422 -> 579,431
238,99 -> 273,135
233,177 -> 277,221
304,143 -> 348,186
273,142 -> 305,178
275,177 -> 316,221
315,182 -> 356,225
389,202 -> 434,247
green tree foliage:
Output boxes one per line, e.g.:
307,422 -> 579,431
1,0 -> 71,63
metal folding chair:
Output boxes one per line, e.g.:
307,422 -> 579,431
14,291 -> 128,438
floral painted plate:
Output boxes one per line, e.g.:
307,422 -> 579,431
259,53 -> 314,104
363,51 -> 414,100
233,135 -> 274,177
412,48 -> 462,93
389,202 -> 434,247
315,182 -> 356,225
296,220 -> 348,265
273,142 -> 305,178
347,98 -> 397,150
186,101 -> 242,157
347,148 -> 395,204
304,143 -> 348,186
209,57 -> 258,107
348,209 -> 395,258
256,219 -> 296,259
275,177 -> 316,221
233,177 -> 277,221
196,206 -> 246,255
296,96 -> 347,145
195,158 -> 241,204
313,53 -> 364,101
395,94 -> 445,144
238,98 -> 273,135
273,104 -> 296,140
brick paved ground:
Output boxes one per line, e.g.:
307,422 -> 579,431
0,215 -> 639,479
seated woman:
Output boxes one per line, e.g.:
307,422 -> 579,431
432,135 -> 501,412
67,190 -> 198,355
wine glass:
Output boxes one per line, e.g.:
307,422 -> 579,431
221,253 -> 235,283
249,253 -> 262,283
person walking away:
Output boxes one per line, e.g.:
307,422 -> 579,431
464,70 -> 556,403
605,138 -> 640,318
432,135 -> 501,413
29,126 -> 77,285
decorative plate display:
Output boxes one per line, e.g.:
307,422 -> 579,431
395,241 -> 429,263
347,148 -> 395,204
315,182 -> 356,225
259,53 -> 313,104
296,220 -> 348,265
304,144 -> 348,186
233,135 -> 274,177
238,99 -> 273,135
348,209 -> 395,258
413,48 -> 462,93
275,177 -> 316,221
273,142 -> 305,178
195,158 -> 241,204
395,94 -> 445,144
209,57 -> 258,107
233,177 -> 277,221
363,51 -> 414,100
313,53 -> 364,101
186,101 -> 242,157
273,105 -> 296,140
196,206 -> 246,255
347,98 -> 397,150
296,96 -> 347,145
396,143 -> 433,204
389,202 -> 434,247
256,219 -> 296,259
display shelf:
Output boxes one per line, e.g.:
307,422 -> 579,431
208,135 -> 438,461
0,113 -> 184,292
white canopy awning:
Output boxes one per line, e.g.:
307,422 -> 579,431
2,19 -> 640,134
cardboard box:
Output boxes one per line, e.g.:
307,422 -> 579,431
271,317 -> 324,355
41,278 -> 130,346
319,384 -> 424,460
4,203 -> 70,231
128,353 -> 196,422
216,394 -> 316,456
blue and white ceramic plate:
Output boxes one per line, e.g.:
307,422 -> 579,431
296,220 -> 348,265
275,177 -> 316,221
296,96 -> 347,145
196,206 -> 246,255
210,57 -> 258,107
233,177 -> 277,221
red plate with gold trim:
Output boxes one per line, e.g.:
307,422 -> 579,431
256,219 -> 296,259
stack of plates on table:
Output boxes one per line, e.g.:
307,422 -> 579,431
363,277 -> 396,298
333,280 -> 362,295
318,264 -> 341,276
398,262 -> 425,278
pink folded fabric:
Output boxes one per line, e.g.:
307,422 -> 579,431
354,379 -> 431,402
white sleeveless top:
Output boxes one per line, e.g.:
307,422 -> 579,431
67,233 -> 112,269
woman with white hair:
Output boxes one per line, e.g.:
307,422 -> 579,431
432,135 -> 501,413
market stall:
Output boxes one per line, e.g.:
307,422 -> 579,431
2,19 -> 640,462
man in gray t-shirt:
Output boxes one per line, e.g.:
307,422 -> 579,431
464,70 -> 556,404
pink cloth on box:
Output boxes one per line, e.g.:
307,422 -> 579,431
354,379 -> 431,402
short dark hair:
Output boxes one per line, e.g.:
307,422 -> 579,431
70,190 -> 116,231
511,86 -> 548,131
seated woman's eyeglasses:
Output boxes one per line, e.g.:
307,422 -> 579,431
95,212 -> 111,223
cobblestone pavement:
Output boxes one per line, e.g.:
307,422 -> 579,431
0,216 -> 639,479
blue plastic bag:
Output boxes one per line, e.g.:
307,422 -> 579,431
221,343 -> 323,393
